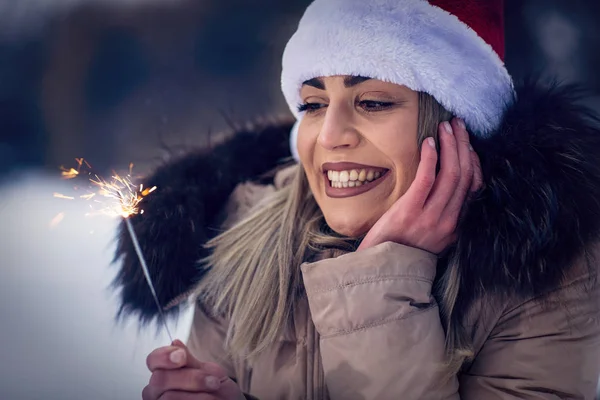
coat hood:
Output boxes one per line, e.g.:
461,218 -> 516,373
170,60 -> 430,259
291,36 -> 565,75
113,79 -> 600,325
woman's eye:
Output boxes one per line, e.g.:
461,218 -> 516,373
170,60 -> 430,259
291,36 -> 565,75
358,100 -> 394,112
297,102 -> 327,114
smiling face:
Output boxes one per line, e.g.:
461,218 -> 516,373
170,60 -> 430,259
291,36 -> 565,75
297,75 -> 421,237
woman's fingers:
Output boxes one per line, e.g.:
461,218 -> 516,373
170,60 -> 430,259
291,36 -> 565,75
143,341 -> 239,400
146,342 -> 205,372
424,120 -> 461,212
147,346 -> 192,371
403,136 -> 438,208
443,118 -> 475,217
142,368 -> 222,400
146,346 -> 187,372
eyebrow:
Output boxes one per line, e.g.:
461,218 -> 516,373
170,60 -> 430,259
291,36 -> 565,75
302,76 -> 371,90
344,75 -> 371,87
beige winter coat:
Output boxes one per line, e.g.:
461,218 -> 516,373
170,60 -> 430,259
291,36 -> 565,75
186,178 -> 600,400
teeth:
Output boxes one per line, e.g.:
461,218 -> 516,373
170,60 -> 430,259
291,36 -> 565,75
327,168 -> 385,188
358,169 -> 366,182
339,170 -> 349,183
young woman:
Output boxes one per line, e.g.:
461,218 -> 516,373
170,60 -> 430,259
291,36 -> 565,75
115,0 -> 600,398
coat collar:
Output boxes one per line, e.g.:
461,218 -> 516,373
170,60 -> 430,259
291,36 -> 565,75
113,79 -> 600,325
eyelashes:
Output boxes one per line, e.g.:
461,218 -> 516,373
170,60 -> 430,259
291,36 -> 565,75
297,100 -> 397,114
358,100 -> 397,111
297,102 -> 324,113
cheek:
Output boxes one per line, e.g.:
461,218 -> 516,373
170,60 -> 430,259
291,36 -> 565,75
297,124 -> 324,204
296,122 -> 316,164
392,145 -> 420,190
371,136 -> 420,195
297,123 -> 325,192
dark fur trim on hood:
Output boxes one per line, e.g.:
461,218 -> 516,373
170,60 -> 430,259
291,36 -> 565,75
113,79 -> 600,326
440,79 -> 600,321
112,119 -> 293,324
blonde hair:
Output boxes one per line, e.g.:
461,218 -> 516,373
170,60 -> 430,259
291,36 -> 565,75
196,92 -> 458,361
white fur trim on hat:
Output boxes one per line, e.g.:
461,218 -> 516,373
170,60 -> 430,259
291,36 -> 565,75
281,0 -> 514,137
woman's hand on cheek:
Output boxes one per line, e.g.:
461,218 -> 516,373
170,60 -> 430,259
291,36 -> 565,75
143,339 -> 245,400
358,118 -> 483,254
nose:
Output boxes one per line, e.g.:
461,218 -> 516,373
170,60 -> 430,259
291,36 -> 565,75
317,103 -> 361,151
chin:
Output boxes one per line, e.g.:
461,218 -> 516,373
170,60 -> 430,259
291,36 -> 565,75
324,212 -> 375,238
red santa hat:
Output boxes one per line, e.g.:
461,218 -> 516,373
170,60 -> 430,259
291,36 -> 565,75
282,0 -> 514,157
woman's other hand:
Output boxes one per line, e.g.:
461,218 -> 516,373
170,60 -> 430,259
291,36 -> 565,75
143,339 -> 245,400
359,118 -> 483,254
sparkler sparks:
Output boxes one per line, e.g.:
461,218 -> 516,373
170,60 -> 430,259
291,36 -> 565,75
55,159 -> 172,341
56,159 -> 156,219
88,172 -> 156,219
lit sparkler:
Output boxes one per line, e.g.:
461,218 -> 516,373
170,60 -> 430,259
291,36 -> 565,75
56,159 -> 172,341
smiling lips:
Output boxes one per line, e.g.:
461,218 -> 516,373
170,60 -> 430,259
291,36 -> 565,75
321,162 -> 389,198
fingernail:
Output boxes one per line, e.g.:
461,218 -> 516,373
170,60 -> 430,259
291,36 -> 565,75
469,144 -> 474,152
169,349 -> 186,364
427,137 -> 436,149
205,376 -> 221,390
443,121 -> 453,135
457,118 -> 466,129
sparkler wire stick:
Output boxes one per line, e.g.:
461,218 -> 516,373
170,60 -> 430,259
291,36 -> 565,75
125,218 -> 174,342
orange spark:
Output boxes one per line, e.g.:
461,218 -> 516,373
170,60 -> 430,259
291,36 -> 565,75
60,168 -> 79,179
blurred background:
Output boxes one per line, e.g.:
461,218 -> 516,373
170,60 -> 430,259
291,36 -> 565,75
0,0 -> 599,399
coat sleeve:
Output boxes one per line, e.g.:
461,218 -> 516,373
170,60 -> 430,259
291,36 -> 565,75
301,242 -> 600,400
301,242 -> 460,400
